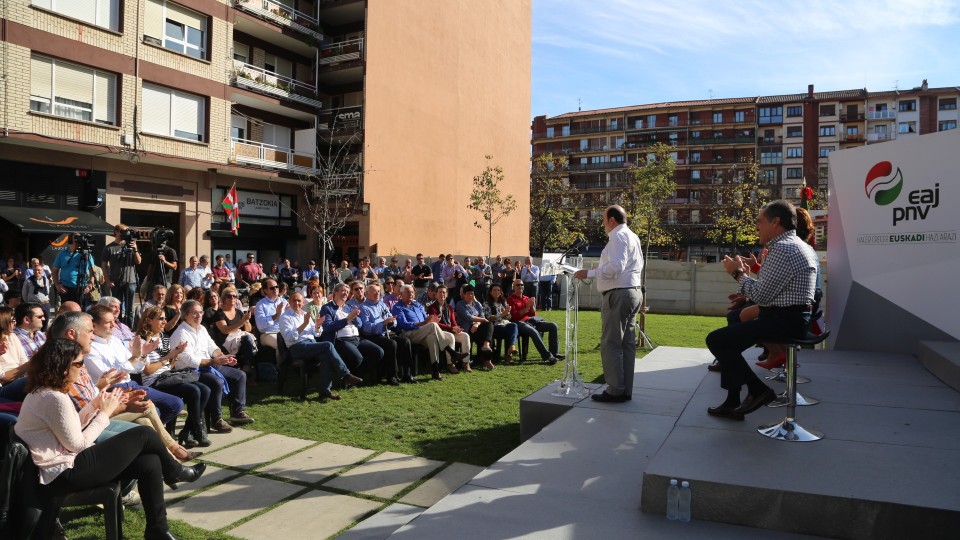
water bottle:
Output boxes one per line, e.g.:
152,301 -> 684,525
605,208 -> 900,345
666,479 -> 679,520
678,481 -> 692,522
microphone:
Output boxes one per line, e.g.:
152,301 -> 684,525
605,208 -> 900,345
559,236 -> 588,263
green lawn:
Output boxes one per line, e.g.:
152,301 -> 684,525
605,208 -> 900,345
63,311 -> 723,539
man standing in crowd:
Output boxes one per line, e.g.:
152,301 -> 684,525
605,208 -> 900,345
430,254 -> 445,285
102,223 -> 141,327
53,233 -> 97,306
490,255 -> 506,288
211,255 -> 234,288
382,258 -> 402,283
179,256 -> 209,291
411,254 -> 433,296
473,256 -> 493,304
705,200 -> 818,420
520,256 -> 541,301
574,205 -> 643,403
237,253 -> 264,289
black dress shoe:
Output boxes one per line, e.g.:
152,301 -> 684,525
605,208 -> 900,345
707,404 -> 745,420
734,388 -> 776,415
707,360 -> 721,372
591,391 -> 629,403
401,374 -> 417,384
165,463 -> 206,490
387,377 -> 400,386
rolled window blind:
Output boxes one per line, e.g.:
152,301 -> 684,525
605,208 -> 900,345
55,62 -> 95,106
144,0 -> 164,40
59,0 -> 97,26
142,84 -> 172,136
94,72 -> 117,124
98,0 -> 120,30
166,2 -> 205,32
30,55 -> 53,100
172,91 -> 204,140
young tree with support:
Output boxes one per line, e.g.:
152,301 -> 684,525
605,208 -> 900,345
468,155 -> 517,260
530,153 -> 581,255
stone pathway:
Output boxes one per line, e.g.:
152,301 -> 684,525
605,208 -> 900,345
161,428 -> 485,539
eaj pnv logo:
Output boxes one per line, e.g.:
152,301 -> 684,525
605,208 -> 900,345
864,161 -> 941,226
864,161 -> 903,206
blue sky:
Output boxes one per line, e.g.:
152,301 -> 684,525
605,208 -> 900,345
532,0 -> 960,118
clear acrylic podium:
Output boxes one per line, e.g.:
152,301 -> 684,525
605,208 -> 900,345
543,256 -> 587,399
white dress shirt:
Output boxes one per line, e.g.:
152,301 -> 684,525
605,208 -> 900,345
586,223 -> 644,293
170,323 -> 219,370
85,334 -> 143,384
279,309 -> 320,347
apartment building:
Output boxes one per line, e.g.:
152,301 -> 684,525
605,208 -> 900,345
531,82 -> 958,261
0,0 -> 531,268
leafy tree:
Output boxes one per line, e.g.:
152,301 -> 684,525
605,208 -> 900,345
530,153 -> 581,255
469,155 -> 517,259
704,160 -> 768,253
621,143 -> 679,254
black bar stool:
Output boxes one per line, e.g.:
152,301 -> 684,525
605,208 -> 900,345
758,330 -> 830,442
763,309 -> 823,386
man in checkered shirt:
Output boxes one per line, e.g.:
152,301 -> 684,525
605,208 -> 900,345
705,200 -> 818,420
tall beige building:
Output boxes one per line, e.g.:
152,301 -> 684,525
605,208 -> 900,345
0,0 -> 531,270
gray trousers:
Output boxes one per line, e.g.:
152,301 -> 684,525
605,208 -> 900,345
600,287 -> 643,396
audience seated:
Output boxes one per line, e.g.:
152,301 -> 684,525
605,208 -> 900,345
427,285 -> 471,373
14,338 -> 206,540
170,300 -> 254,432
391,284 -> 467,381
319,283 -> 383,384
0,305 -> 30,400
209,286 -> 258,374
162,285 -> 186,335
253,278 -> 285,351
483,284 -> 519,362
279,291 -> 361,401
99,296 -> 135,347
136,306 -> 210,450
455,285 -> 496,370
13,302 -> 47,359
358,283 -> 410,384
507,279 -> 560,364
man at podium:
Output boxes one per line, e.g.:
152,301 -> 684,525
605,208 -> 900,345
574,205 -> 643,403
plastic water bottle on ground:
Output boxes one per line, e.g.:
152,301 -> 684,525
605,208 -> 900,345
678,480 -> 692,522
666,479 -> 679,520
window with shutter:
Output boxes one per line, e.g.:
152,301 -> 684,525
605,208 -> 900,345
30,56 -> 53,113
36,0 -> 119,31
142,84 -> 172,136
164,2 -> 207,59
144,0 -> 164,43
55,63 -> 95,121
231,115 -> 246,140
172,92 -> 204,141
94,72 -> 116,125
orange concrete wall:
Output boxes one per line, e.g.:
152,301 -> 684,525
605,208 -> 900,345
364,0 -> 532,257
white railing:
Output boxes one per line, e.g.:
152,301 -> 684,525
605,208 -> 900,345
231,137 -> 318,174
234,0 -> 323,41
319,37 -> 364,65
866,133 -> 893,142
232,61 -> 322,108
867,110 -> 896,120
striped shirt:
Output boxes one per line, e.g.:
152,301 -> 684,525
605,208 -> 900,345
739,230 -> 818,307
13,327 -> 45,359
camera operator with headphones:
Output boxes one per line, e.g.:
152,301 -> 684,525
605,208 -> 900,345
140,228 -> 178,302
102,223 -> 142,327
52,233 -> 97,308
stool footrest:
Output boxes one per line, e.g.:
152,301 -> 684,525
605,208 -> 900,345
769,391 -> 819,407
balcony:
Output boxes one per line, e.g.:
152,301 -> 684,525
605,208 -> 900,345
234,0 -> 323,42
319,37 -> 364,66
866,132 -> 894,143
232,61 -> 322,108
867,110 -> 896,120
232,137 -> 319,174
841,133 -> 864,142
568,161 -> 628,171
840,112 -> 865,122
758,136 -> 783,145
691,136 -> 755,146
760,156 -> 783,165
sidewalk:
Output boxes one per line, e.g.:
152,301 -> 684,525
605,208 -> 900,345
162,427 -> 484,539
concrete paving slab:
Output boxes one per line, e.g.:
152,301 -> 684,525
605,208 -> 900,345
228,489 -> 380,540
399,463 -> 485,507
631,363 -> 712,393
577,385 -> 693,417
163,465 -> 240,503
339,503 -> 423,540
166,474 -> 302,531
470,407 -> 677,511
258,442 -> 375,484
201,433 -> 315,470
390,484 -> 821,540
799,360 -> 945,386
324,452 -> 444,499
799,376 -> 960,411
798,348 -> 921,366
172,420 -> 262,452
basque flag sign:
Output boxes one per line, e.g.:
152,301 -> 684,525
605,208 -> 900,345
221,184 -> 240,235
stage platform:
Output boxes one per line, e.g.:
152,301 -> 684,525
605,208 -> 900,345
385,346 -> 960,539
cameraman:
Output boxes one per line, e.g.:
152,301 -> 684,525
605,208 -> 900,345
143,230 -> 178,296
52,233 -> 97,307
102,223 -> 141,327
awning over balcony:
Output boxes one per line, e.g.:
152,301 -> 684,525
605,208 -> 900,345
0,206 -> 114,235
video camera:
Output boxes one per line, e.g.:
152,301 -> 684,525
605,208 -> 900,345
150,227 -> 174,249
72,233 -> 94,252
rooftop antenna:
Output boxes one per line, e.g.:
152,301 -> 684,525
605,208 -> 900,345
894,80 -> 899,91
578,98 -> 582,112
709,88 -> 714,100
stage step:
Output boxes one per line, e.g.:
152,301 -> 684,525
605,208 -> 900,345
919,340 -> 960,392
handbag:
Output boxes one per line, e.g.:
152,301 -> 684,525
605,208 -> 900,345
223,329 -> 258,355
152,368 -> 199,388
